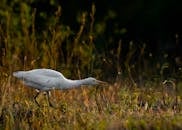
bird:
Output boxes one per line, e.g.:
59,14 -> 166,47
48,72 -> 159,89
13,68 -> 107,107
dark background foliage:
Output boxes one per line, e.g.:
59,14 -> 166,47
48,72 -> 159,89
0,0 -> 182,81
31,0 -> 182,62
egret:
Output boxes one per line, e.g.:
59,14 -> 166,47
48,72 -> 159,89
13,69 -> 107,107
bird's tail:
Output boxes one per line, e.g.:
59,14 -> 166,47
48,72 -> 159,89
13,71 -> 26,79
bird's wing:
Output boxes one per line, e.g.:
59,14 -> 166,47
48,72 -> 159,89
28,69 -> 64,78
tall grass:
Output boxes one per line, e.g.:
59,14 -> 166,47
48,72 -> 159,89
0,78 -> 181,129
0,2 -> 181,130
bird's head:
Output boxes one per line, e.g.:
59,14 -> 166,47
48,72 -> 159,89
83,77 -> 108,86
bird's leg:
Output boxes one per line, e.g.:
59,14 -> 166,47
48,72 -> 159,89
34,91 -> 41,107
46,91 -> 55,107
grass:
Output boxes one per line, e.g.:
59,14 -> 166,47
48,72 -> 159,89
0,77 -> 181,129
0,2 -> 182,129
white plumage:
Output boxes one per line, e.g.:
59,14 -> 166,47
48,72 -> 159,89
13,69 -> 107,107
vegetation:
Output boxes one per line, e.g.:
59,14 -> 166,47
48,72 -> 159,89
0,1 -> 181,130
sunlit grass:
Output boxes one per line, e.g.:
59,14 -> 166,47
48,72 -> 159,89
0,2 -> 182,129
0,76 -> 181,129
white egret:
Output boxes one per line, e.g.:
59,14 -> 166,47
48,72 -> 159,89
13,69 -> 107,107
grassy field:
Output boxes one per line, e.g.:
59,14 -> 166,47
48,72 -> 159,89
0,2 -> 182,129
0,76 -> 181,129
